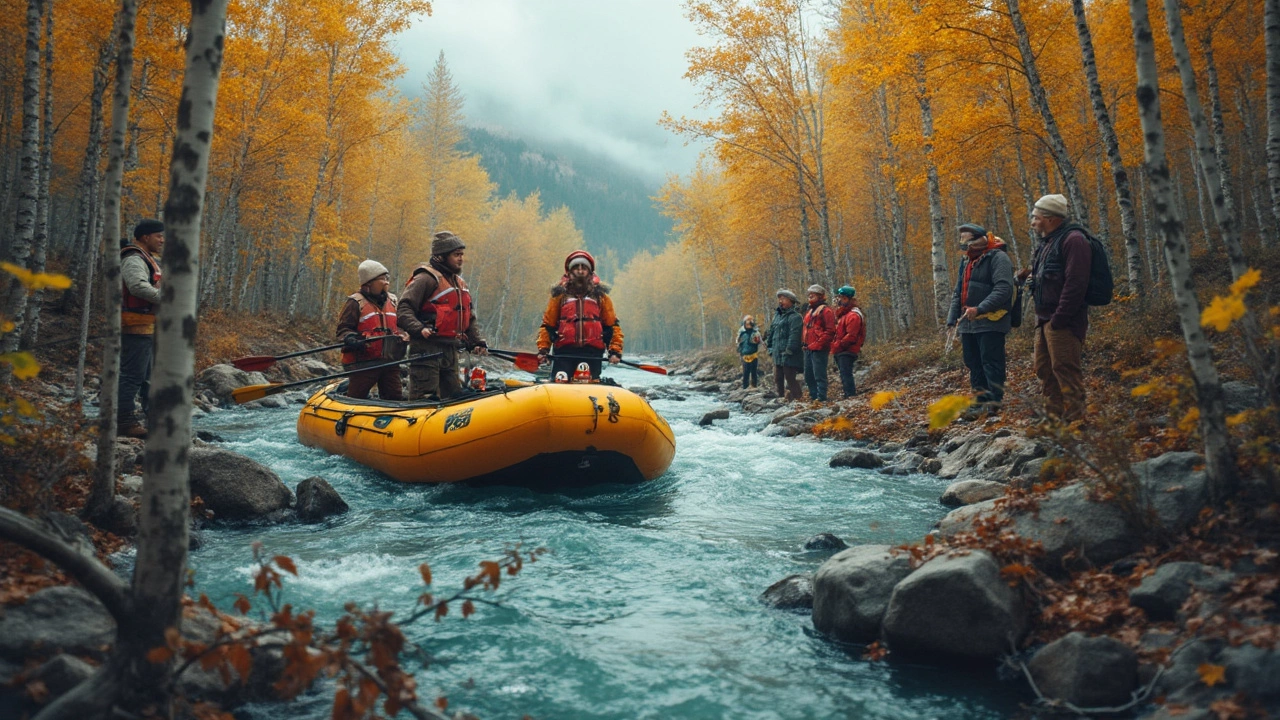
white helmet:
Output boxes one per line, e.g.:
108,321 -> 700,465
555,371 -> 568,383
577,362 -> 590,372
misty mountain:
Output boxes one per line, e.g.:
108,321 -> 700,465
463,127 -> 674,267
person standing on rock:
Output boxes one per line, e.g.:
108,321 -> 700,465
536,250 -> 624,381
397,231 -> 488,401
1016,195 -> 1092,424
801,284 -> 835,402
946,223 -> 1014,416
831,285 -> 865,398
336,260 -> 409,400
765,289 -> 803,401
736,315 -> 763,389
117,219 -> 164,438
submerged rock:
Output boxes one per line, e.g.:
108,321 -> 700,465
829,448 -> 884,469
189,447 -> 294,520
813,545 -> 914,644
761,574 -> 814,610
699,408 -> 731,426
295,477 -> 349,523
803,533 -> 848,551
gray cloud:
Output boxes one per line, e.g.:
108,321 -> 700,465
395,0 -> 710,181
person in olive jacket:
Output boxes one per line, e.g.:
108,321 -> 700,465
765,289 -> 804,401
946,222 -> 1014,415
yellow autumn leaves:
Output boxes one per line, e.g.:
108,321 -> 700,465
1200,268 -> 1261,332
1,264 -> 73,381
870,389 -> 974,430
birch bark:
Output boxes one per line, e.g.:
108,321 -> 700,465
1128,0 -> 1235,501
917,59 -> 948,323
20,1 -> 53,349
1266,0 -> 1280,228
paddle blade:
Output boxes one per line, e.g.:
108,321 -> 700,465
634,363 -> 668,375
231,383 -> 281,404
511,353 -> 542,373
231,356 -> 275,372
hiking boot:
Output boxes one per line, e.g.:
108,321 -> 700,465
120,422 -> 148,439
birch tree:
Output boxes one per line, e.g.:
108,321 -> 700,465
1070,0 -> 1141,296
20,1 -> 53,349
85,0 -> 137,526
1127,0 -> 1236,501
1266,0 -> 1280,228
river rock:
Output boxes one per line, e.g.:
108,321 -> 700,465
189,447 -> 293,520
1219,642 -> 1280,706
829,448 -> 883,469
939,433 -> 1044,482
699,408 -> 731,426
242,395 -> 288,410
879,451 -> 925,476
197,364 -> 270,405
741,396 -> 779,414
0,586 -> 115,662
1221,380 -> 1263,415
302,358 -> 335,376
813,545 -> 914,643
939,452 -> 1210,572
295,477 -> 349,522
881,550 -> 1025,660
940,479 -> 1005,507
1027,632 -> 1138,708
804,533 -> 848,551
760,574 -> 814,610
1129,562 -> 1232,622
28,654 -> 96,698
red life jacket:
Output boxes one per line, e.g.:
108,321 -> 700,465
342,292 -> 398,364
833,305 -> 866,355
555,291 -> 605,350
414,266 -> 472,338
120,244 -> 161,316
802,303 -> 835,351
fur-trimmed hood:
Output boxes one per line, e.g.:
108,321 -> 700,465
552,274 -> 610,297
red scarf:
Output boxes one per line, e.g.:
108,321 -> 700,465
960,241 -> 991,306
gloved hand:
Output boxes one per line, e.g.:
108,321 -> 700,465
608,352 -> 621,365
343,334 -> 364,350
471,340 -> 488,355
536,349 -> 549,364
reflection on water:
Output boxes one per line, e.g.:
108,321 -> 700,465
190,362 -> 1027,720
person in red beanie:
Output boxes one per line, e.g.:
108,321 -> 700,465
536,250 -> 623,380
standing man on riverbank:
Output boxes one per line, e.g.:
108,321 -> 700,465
947,223 -> 1014,416
397,231 -> 487,401
117,219 -> 163,438
736,315 -> 762,389
1018,194 -> 1092,424
337,260 -> 409,400
765,289 -> 803,401
831,285 -> 865,398
801,285 -> 835,402
536,250 -> 624,380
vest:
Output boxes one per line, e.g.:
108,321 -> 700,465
342,292 -> 398,364
415,266 -> 472,338
555,291 -> 605,350
121,244 -> 161,332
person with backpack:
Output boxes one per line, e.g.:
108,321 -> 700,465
947,223 -> 1014,416
736,315 -> 763,389
1018,194 -> 1097,424
830,285 -> 865,398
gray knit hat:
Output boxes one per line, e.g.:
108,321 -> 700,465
1034,194 -> 1070,218
431,230 -> 465,256
806,284 -> 827,297
358,259 -> 389,286
776,288 -> 798,302
957,223 -> 987,238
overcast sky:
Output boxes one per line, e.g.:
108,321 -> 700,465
394,0 -> 710,183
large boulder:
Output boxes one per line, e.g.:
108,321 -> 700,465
1130,562 -> 1233,622
812,545 -> 914,643
881,550 -> 1026,660
28,654 -> 96,699
939,452 -> 1210,572
0,587 -> 115,661
295,477 -> 349,523
939,433 -> 1044,482
829,448 -> 884,469
760,574 -> 814,611
197,364 -> 269,405
1027,632 -> 1138,708
940,479 -> 1006,507
189,447 -> 293,520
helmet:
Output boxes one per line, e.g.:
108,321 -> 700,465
576,362 -> 590,372
836,285 -> 856,298
555,371 -> 569,383
564,250 -> 595,273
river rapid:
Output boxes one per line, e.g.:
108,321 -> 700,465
188,363 -> 1026,719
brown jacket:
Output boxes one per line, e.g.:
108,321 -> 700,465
395,259 -> 485,347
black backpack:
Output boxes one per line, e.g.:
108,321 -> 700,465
1043,225 -> 1114,307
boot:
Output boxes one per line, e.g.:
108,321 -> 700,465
120,421 -> 148,438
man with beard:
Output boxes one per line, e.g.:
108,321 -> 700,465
336,260 -> 409,400
397,231 -> 488,401
536,250 -> 624,380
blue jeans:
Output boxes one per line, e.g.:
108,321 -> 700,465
803,349 -> 829,401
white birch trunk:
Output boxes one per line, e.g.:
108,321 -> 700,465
1128,0 -> 1235,501
918,60 -> 948,323
85,0 -> 137,524
1266,0 -> 1280,229
19,2 -> 53,349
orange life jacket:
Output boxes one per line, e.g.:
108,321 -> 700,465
555,291 -> 605,350
342,292 -> 398,364
413,266 -> 472,338
121,244 -> 161,330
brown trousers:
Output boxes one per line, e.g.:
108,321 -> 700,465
774,365 -> 803,401
344,365 -> 404,401
1034,324 -> 1086,422
408,341 -> 461,401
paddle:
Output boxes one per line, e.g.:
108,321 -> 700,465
231,337 -> 378,373
231,351 -> 442,405
488,348 -> 668,376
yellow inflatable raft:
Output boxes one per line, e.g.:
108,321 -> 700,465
296,381 -> 676,486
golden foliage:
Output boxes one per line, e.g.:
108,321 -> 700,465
927,394 -> 973,430
869,390 -> 899,411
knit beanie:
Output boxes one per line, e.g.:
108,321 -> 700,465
1034,194 -> 1070,218
836,285 -> 856,298
133,219 -> 164,238
431,231 -> 465,256
776,288 -> 798,303
806,284 -> 827,297
358,259 -> 389,286
957,223 -> 987,238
